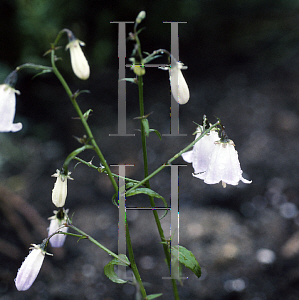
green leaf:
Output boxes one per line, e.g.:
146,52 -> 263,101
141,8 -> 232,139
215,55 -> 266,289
31,69 -> 52,79
143,54 -> 162,64
104,254 -> 130,284
146,294 -> 163,299
171,246 -> 201,278
149,129 -> 162,140
142,119 -> 150,137
83,109 -> 93,121
112,192 -> 118,207
125,182 -> 135,189
126,188 -> 169,219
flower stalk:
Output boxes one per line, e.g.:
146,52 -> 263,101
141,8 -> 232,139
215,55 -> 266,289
137,73 -> 180,300
127,121 -> 220,195
50,46 -> 118,193
50,39 -> 147,298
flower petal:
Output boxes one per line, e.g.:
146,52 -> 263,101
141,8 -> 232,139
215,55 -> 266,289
0,84 -> 22,132
15,245 -> 45,291
181,150 -> 193,163
66,39 -> 90,80
52,170 -> 68,207
170,60 -> 189,105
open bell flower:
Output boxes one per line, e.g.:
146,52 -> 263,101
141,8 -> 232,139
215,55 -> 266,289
51,169 -> 73,207
65,30 -> 90,80
15,244 -> 52,291
202,139 -> 252,188
182,127 -> 219,177
161,56 -> 190,104
48,208 -> 69,247
182,126 -> 251,188
0,71 -> 22,132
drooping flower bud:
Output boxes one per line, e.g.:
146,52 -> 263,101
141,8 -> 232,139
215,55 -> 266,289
160,56 -> 190,105
51,169 -> 73,207
0,71 -> 22,132
48,208 -> 69,247
136,11 -> 146,24
65,29 -> 90,80
15,243 -> 52,291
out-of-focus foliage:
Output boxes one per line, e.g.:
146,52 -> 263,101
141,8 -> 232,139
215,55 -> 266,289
1,0 -> 299,77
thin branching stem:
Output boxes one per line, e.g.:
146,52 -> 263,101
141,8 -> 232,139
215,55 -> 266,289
137,75 -> 180,300
50,41 -> 147,299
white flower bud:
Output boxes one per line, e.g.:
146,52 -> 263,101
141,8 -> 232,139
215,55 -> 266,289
160,56 -> 190,105
15,244 -> 46,291
66,36 -> 90,80
136,11 -> 146,24
51,169 -> 73,207
0,84 -> 22,132
48,209 -> 69,247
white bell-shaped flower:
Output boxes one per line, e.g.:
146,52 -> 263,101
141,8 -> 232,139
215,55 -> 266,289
161,56 -> 190,105
203,140 -> 252,188
51,169 -> 73,207
15,244 -> 50,291
0,84 -> 22,132
48,209 -> 69,247
65,30 -> 90,80
182,127 -> 219,178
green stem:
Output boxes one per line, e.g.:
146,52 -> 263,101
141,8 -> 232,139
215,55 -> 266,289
137,75 -> 180,300
63,145 -> 94,172
69,224 -> 129,264
125,221 -> 147,297
74,156 -> 140,184
51,45 -> 147,298
50,48 -> 118,193
16,63 -> 53,72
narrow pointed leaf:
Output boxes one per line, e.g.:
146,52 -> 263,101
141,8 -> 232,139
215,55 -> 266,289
31,69 -> 52,79
149,129 -> 162,140
83,109 -> 93,121
146,294 -> 163,299
112,192 -> 118,207
171,246 -> 201,278
104,254 -> 130,284
126,188 -> 169,219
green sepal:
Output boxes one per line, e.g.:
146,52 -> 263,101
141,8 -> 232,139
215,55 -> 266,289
143,53 -> 162,64
126,188 -> 169,219
73,89 -> 91,99
149,129 -> 162,140
171,246 -> 201,278
104,254 -> 130,284
83,109 -> 93,121
146,294 -> 163,299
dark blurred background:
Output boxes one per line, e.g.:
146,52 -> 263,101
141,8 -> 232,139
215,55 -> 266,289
1,0 -> 299,299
